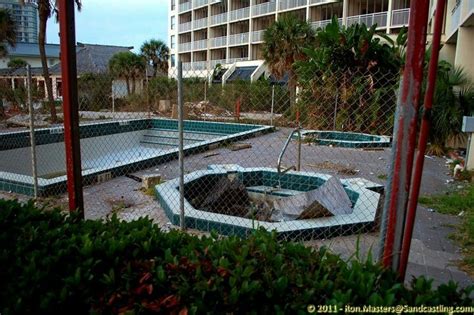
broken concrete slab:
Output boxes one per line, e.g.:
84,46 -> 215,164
273,176 -> 353,220
142,174 -> 162,189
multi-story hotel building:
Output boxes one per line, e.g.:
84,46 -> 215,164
436,0 -> 474,81
0,0 -> 39,44
168,0 -> 411,77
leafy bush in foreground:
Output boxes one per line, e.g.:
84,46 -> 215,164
0,199 -> 472,314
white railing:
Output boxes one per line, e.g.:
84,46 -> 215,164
228,57 -> 249,64
449,0 -> 462,36
347,11 -> 388,28
178,42 -> 192,52
210,36 -> 227,47
228,32 -> 249,45
279,0 -> 307,11
194,17 -> 208,29
252,1 -> 276,16
210,59 -> 226,68
179,1 -> 192,12
310,0 -> 330,4
311,18 -> 342,29
182,62 -> 193,71
210,12 -> 227,25
194,0 -> 208,8
193,61 -> 208,70
391,8 -> 410,27
178,21 -> 192,33
252,30 -> 265,42
193,39 -> 208,50
229,7 -> 250,21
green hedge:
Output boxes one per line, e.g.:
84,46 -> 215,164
0,200 -> 472,314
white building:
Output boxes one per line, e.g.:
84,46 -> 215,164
0,0 -> 39,44
168,0 -> 411,77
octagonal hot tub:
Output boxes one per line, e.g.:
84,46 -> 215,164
299,130 -> 391,148
155,164 -> 383,240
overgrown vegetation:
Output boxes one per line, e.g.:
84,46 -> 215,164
77,73 -> 113,111
0,199 -> 472,314
295,19 -> 407,134
419,185 -> 474,275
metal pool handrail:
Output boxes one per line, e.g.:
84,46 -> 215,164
277,127 -> 302,175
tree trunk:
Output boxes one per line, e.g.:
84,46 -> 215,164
38,9 -> 57,122
125,77 -> 131,95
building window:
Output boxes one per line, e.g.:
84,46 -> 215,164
171,16 -> 175,30
171,55 -> 176,67
171,0 -> 176,11
171,35 -> 176,49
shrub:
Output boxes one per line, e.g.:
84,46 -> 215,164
78,73 -> 113,111
0,199 -> 472,314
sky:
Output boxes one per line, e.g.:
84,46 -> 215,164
46,0 -> 168,52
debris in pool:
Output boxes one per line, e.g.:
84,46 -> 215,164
427,208 -> 435,212
273,177 -> 353,221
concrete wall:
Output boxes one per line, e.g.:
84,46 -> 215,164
455,26 -> 474,81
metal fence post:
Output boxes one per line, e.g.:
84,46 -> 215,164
398,0 -> 446,280
27,65 -> 38,198
380,0 -> 430,271
58,0 -> 84,216
271,85 -> 275,126
178,61 -> 185,230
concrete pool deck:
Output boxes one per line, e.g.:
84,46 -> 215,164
0,127 -> 471,288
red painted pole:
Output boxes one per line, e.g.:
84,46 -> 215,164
58,0 -> 84,216
382,0 -> 430,269
398,0 -> 446,280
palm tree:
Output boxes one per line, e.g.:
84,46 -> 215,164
262,14 -> 315,108
109,51 -> 145,95
140,39 -> 169,77
428,61 -> 474,155
7,57 -> 28,69
0,9 -> 16,57
21,1 -> 82,123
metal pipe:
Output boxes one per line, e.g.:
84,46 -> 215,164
271,85 -> 275,126
27,65 -> 38,198
381,0 -> 430,270
398,0 -> 446,280
177,61 -> 185,230
58,0 -> 84,216
277,127 -> 301,174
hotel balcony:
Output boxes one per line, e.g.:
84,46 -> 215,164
179,1 -> 192,13
391,8 -> 410,27
279,0 -> 307,11
194,17 -> 208,30
178,21 -> 192,33
347,11 -> 388,29
194,0 -> 208,8
252,2 -> 277,17
210,59 -> 227,68
230,7 -> 250,22
179,42 -> 192,52
311,17 -> 343,29
251,30 -> 265,43
193,61 -> 208,70
228,32 -> 250,45
193,39 -> 208,50
210,36 -> 227,48
211,12 -> 228,25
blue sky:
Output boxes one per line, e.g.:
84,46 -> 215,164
46,0 -> 168,52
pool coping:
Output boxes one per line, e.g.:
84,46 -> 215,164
0,118 -> 273,196
300,130 -> 391,148
155,164 -> 383,240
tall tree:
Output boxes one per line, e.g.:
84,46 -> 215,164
0,8 -> 16,57
21,1 -> 82,122
262,14 -> 315,108
109,51 -> 145,95
140,39 -> 169,77
7,58 -> 28,69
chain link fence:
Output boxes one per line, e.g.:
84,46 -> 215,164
0,62 -> 402,259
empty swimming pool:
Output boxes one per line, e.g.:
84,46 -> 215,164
0,118 -> 272,196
